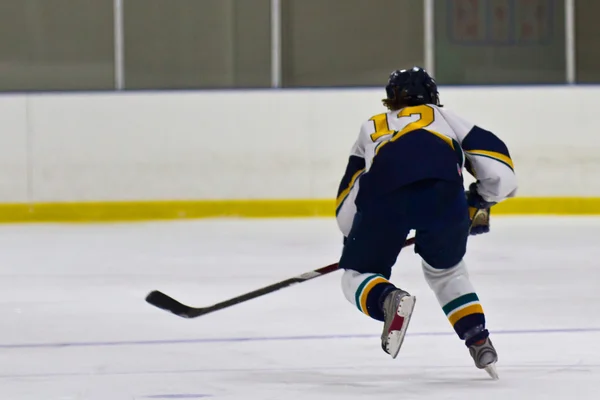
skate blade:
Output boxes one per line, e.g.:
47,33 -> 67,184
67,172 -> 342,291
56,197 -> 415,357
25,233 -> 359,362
386,295 -> 416,359
484,363 -> 499,380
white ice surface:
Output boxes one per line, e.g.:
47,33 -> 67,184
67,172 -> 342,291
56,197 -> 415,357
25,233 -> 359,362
0,217 -> 599,400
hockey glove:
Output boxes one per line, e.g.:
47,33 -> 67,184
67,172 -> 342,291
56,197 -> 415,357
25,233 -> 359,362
465,182 -> 496,235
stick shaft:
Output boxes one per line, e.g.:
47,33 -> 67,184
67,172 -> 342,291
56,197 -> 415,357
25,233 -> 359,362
203,262 -> 340,313
146,237 -> 416,318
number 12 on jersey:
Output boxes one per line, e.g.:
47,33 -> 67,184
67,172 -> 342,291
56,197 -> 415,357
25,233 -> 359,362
369,105 -> 435,142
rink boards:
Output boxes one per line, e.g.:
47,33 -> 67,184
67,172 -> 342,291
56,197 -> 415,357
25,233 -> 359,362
0,86 -> 597,222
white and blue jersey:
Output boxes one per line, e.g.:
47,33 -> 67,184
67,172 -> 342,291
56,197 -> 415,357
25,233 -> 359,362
336,104 -> 518,237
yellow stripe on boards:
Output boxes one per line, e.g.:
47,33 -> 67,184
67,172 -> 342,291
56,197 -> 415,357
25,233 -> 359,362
0,197 -> 599,223
336,169 -> 364,209
448,303 -> 484,326
0,199 -> 337,223
359,277 -> 389,316
492,197 -> 600,215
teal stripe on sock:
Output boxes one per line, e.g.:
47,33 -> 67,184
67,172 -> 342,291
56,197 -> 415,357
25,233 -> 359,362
442,293 -> 479,315
354,274 -> 383,313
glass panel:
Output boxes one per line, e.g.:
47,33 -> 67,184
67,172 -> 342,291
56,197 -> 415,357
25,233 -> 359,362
575,0 -> 600,83
0,0 -> 114,91
434,0 -> 565,84
281,0 -> 424,87
124,0 -> 271,89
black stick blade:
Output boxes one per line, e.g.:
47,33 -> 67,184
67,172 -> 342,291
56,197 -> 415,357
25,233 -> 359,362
145,290 -> 205,318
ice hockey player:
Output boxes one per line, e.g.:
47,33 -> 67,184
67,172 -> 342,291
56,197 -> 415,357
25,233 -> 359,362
335,67 -> 517,379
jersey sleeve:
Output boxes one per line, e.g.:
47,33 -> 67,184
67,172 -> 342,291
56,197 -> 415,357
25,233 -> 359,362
335,120 -> 371,206
335,122 -> 371,236
441,109 -> 517,203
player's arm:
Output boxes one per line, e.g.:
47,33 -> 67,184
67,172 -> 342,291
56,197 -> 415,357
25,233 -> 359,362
460,125 -> 517,203
336,122 -> 371,238
335,142 -> 365,239
336,153 -> 365,210
441,108 -> 517,203
442,109 -> 517,234
461,125 -> 517,235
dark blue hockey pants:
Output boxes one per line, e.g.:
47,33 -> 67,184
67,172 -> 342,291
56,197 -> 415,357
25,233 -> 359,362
339,179 -> 470,278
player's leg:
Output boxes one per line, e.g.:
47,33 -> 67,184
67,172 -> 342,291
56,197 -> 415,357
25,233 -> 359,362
339,192 -> 416,358
414,181 -> 498,378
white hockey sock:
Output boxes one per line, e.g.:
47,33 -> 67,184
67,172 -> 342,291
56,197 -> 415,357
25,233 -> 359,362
341,269 -> 394,320
422,260 -> 485,338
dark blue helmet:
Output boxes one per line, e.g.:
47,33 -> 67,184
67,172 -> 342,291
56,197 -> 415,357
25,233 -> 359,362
384,66 -> 440,107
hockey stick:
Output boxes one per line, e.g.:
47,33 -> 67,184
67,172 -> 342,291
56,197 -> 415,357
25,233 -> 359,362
145,237 -> 416,319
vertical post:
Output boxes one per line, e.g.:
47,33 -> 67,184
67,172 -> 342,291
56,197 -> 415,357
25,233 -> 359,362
424,0 -> 435,76
270,0 -> 282,88
565,0 -> 576,84
113,0 -> 125,90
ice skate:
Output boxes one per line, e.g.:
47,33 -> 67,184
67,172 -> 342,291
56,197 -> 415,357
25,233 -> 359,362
469,337 -> 499,380
381,289 -> 416,358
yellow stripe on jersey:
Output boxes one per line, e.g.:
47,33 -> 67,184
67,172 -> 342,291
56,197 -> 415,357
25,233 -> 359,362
374,128 -> 454,157
429,130 -> 455,149
466,150 -> 514,170
374,139 -> 391,156
336,168 -> 365,209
